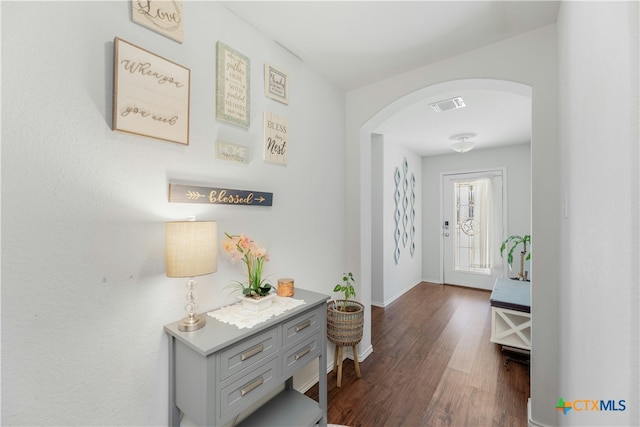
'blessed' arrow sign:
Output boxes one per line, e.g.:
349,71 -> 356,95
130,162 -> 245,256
169,183 -> 273,206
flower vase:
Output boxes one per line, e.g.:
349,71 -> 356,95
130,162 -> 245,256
239,293 -> 275,312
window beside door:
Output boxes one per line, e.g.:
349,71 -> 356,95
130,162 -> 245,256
454,179 -> 491,275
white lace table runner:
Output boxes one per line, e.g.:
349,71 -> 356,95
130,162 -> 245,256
207,296 -> 306,329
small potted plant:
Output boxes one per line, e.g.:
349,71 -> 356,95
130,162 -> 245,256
327,272 -> 364,387
500,234 -> 531,281
327,272 -> 364,344
333,272 -> 357,311
222,233 -> 274,311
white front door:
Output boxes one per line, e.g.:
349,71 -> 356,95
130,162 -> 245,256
442,170 -> 505,290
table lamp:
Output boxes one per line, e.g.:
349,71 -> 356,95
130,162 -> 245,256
166,221 -> 217,332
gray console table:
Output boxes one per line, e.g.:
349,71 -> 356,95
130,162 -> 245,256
164,288 -> 329,427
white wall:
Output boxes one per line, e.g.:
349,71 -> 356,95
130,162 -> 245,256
371,134 -> 384,304
371,139 -> 422,307
1,2 -> 345,425
557,2 -> 639,426
422,144 -> 531,283
346,25 -> 560,426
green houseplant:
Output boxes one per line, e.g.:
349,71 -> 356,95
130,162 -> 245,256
500,234 -> 531,280
333,272 -> 356,311
327,272 -> 364,387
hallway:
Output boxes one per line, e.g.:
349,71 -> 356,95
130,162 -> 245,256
307,282 -> 530,426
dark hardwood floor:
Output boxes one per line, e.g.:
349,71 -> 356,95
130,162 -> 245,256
306,282 -> 530,427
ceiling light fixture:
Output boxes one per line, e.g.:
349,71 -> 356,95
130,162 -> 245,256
450,134 -> 476,153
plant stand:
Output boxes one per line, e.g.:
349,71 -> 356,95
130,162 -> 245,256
327,300 -> 364,387
332,344 -> 361,387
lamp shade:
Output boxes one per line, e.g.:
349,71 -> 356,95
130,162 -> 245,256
166,221 -> 217,278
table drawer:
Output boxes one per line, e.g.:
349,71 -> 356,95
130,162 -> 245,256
219,326 -> 278,381
282,306 -> 322,347
282,333 -> 321,378
219,357 -> 278,420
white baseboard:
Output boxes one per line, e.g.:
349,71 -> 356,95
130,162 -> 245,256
298,344 -> 373,393
343,343 -> 373,362
372,281 -> 422,308
528,399 -> 552,427
359,344 -> 374,360
298,373 -> 320,394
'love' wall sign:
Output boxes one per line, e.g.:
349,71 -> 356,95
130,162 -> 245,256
132,0 -> 184,43
169,184 -> 272,206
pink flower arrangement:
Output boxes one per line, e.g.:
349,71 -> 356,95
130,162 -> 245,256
222,233 -> 272,297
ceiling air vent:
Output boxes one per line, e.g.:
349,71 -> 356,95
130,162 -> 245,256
430,96 -> 466,112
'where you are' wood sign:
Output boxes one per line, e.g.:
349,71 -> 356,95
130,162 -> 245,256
169,183 -> 272,206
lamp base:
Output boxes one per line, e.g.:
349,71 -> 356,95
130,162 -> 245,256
178,313 -> 206,332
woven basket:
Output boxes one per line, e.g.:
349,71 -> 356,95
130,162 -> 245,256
327,300 -> 364,346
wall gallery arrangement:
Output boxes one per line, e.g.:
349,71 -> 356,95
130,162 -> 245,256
111,1 -> 293,206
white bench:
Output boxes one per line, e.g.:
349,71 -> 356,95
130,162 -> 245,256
490,278 -> 531,352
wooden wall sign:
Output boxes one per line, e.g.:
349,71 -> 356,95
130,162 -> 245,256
215,140 -> 249,164
169,184 -> 272,206
132,0 -> 184,43
112,37 -> 190,145
264,63 -> 288,104
216,42 -> 250,128
263,111 -> 288,165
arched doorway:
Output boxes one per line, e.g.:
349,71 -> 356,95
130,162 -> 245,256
361,78 -> 532,306
347,30 -> 561,425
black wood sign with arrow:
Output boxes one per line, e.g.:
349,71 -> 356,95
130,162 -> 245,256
168,183 -> 273,206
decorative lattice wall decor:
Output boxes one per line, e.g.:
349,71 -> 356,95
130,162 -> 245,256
410,172 -> 416,257
394,167 -> 402,264
394,157 -> 417,264
402,158 -> 409,248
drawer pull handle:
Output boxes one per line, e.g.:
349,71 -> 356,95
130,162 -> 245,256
241,376 -> 263,396
241,344 -> 264,361
295,319 -> 311,332
295,346 -> 311,360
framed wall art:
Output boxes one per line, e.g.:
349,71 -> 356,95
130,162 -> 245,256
131,0 -> 184,43
112,37 -> 190,145
264,63 -> 288,104
263,111 -> 288,165
216,42 -> 250,128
